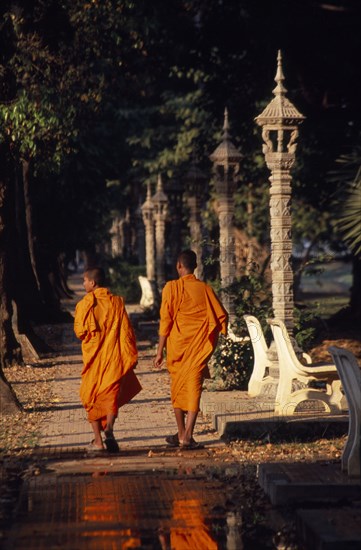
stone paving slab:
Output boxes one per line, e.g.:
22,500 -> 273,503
296,507 -> 361,550
258,461 -> 361,505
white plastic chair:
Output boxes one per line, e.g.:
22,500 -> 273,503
243,315 -> 273,397
268,318 -> 343,416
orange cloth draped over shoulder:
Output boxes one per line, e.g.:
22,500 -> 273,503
74,287 -> 141,429
159,274 -> 228,412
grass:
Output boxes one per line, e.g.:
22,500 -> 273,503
297,259 -> 353,319
299,294 -> 350,319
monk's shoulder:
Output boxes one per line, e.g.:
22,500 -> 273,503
110,293 -> 125,309
162,280 -> 177,296
76,293 -> 92,309
203,282 -> 218,299
164,280 -> 175,290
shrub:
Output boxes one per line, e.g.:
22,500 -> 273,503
210,261 -> 320,390
108,258 -> 145,303
211,335 -> 254,390
211,262 -> 273,390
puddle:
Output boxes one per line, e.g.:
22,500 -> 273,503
3,472 -> 243,549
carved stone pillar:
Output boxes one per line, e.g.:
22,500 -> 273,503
183,160 -> 207,280
254,51 -> 305,399
152,174 -> 168,290
109,216 -> 121,257
120,209 -> 132,259
141,182 -> 155,281
255,50 -> 305,334
135,199 -> 146,266
210,108 -> 242,323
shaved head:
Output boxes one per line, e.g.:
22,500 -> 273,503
177,250 -> 197,272
84,267 -> 106,287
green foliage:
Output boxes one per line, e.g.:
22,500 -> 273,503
330,146 -> 361,258
108,258 -> 145,303
212,335 -> 253,390
0,0 -> 360,322
211,262 -> 273,390
227,262 -> 273,332
211,262 -> 323,388
234,181 -> 270,245
0,90 -> 68,165
293,307 -> 318,351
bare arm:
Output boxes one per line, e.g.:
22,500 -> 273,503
153,335 -> 167,368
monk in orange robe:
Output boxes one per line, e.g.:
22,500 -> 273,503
74,267 -> 141,453
154,250 -> 228,449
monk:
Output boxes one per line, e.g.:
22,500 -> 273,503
74,267 -> 141,453
154,250 -> 228,449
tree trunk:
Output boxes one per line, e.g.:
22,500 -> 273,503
0,145 -> 22,412
22,158 -> 42,292
13,160 -> 47,325
17,160 -> 72,324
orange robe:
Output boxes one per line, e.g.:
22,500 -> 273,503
159,274 -> 228,412
74,288 -> 141,429
170,498 -> 218,549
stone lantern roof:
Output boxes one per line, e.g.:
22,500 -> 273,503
210,108 -> 242,166
141,182 -> 154,214
152,173 -> 168,204
255,50 -> 304,127
152,174 -> 168,220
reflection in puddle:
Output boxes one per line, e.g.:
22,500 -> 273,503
9,473 -> 243,549
158,498 -> 218,549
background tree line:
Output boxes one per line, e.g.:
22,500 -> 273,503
0,0 -> 360,409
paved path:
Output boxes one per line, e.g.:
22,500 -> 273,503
36,274 -> 222,455
3,275 -> 358,550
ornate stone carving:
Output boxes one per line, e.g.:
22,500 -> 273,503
141,182 -> 155,282
210,108 -> 241,322
152,174 -> 168,290
255,50 -> 304,334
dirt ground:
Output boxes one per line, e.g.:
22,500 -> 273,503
307,309 -> 361,363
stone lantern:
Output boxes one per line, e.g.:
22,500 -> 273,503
255,50 -> 305,334
210,108 -> 242,322
152,174 -> 168,289
141,182 -> 155,282
109,216 -> 122,257
183,158 -> 207,280
135,197 -> 146,266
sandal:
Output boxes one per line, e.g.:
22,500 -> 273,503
179,439 -> 204,450
104,432 -> 120,453
165,433 -> 180,447
86,440 -> 105,453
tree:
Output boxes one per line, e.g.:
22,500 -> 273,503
0,0 -> 360,411
0,142 -> 22,412
330,146 -> 361,320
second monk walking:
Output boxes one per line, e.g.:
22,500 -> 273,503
154,250 -> 228,449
